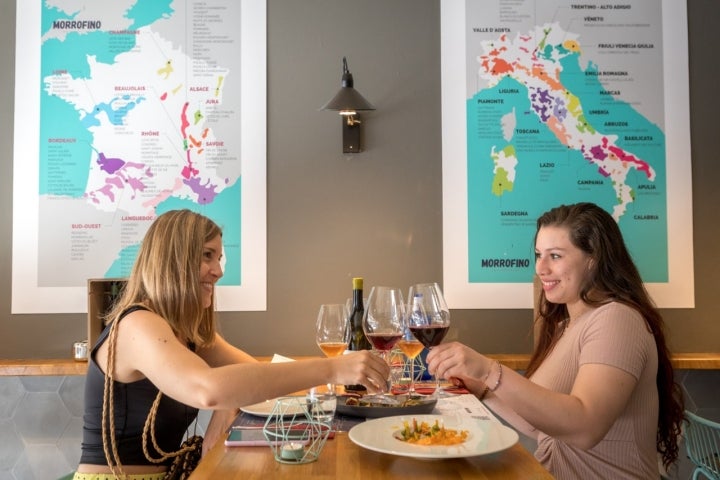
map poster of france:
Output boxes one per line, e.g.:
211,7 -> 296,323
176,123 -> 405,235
442,0 -> 694,308
12,0 -> 267,313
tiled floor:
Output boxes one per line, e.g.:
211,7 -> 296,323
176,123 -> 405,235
0,370 -> 717,479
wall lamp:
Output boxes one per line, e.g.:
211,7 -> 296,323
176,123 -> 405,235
320,57 -> 375,153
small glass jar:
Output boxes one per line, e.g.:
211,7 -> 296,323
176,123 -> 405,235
73,340 -> 88,361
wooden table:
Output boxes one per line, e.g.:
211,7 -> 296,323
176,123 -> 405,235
190,430 -> 553,479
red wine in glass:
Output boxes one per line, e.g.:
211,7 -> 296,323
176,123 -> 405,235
366,332 -> 402,351
407,283 -> 451,396
409,325 -> 449,348
362,286 -> 406,399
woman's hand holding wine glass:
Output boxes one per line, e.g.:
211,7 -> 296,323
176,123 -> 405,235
362,286 -> 405,398
407,283 -> 451,396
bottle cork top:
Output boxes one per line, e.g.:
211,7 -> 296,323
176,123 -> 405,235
352,277 -> 363,289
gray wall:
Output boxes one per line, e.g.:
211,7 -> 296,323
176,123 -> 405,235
1,0 -> 718,359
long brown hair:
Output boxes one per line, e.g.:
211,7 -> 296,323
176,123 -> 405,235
525,202 -> 683,469
104,209 -> 222,347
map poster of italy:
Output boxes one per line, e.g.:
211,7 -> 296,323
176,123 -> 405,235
12,0 -> 267,313
441,0 -> 694,308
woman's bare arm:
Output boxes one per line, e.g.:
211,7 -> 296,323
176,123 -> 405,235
101,309 -> 389,410
428,341 -> 637,450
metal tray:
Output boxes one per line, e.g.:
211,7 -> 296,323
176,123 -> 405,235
336,394 -> 437,418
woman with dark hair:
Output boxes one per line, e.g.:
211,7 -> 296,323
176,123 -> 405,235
74,209 -> 389,479
427,202 -> 683,479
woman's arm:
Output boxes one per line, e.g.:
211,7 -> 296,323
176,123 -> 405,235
482,392 -> 539,440
445,362 -> 538,439
202,408 -> 239,456
428,342 -> 637,450
194,334 -> 253,455
103,309 -> 389,410
196,333 -> 258,367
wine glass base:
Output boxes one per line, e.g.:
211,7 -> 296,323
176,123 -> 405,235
407,380 -> 458,397
433,388 -> 453,398
389,385 -> 425,399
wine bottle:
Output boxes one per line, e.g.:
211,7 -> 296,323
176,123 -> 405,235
345,277 -> 371,391
409,293 -> 426,326
348,277 -> 371,351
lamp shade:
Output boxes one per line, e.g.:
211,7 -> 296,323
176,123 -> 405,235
320,57 -> 375,112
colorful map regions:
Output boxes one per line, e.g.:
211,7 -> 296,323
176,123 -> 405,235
464,2 -> 668,283
36,0 -> 243,288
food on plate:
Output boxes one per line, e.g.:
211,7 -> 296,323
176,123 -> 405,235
396,418 -> 469,446
344,395 -> 427,408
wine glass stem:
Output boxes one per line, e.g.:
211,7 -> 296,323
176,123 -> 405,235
408,356 -> 415,394
429,346 -> 441,396
383,351 -> 391,392
377,350 -> 391,394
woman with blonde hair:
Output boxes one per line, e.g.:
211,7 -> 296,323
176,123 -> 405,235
75,209 -> 388,479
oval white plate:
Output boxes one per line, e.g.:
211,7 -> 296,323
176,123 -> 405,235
240,397 -> 306,417
348,414 -> 518,459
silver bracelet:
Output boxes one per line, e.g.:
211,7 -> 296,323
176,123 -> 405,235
488,360 -> 503,392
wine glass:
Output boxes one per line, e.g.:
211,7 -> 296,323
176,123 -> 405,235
362,286 -> 405,397
407,282 -> 450,396
387,347 -> 406,392
315,303 -> 350,394
397,320 -> 424,396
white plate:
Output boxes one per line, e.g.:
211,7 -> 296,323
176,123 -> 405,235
348,414 -> 518,459
240,397 -> 306,417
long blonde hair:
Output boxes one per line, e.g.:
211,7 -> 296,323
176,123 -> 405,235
104,209 -> 222,346
101,209 -> 219,476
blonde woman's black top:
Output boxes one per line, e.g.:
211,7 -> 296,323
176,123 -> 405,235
79,306 -> 199,466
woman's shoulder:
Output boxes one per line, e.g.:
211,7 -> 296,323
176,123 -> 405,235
120,304 -> 150,318
115,306 -> 171,335
579,303 -> 655,375
584,302 -> 649,335
95,305 -> 154,346
592,301 -> 640,316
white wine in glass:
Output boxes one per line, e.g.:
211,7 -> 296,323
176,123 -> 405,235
396,333 -> 424,395
315,303 -> 350,393
318,342 -> 347,358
